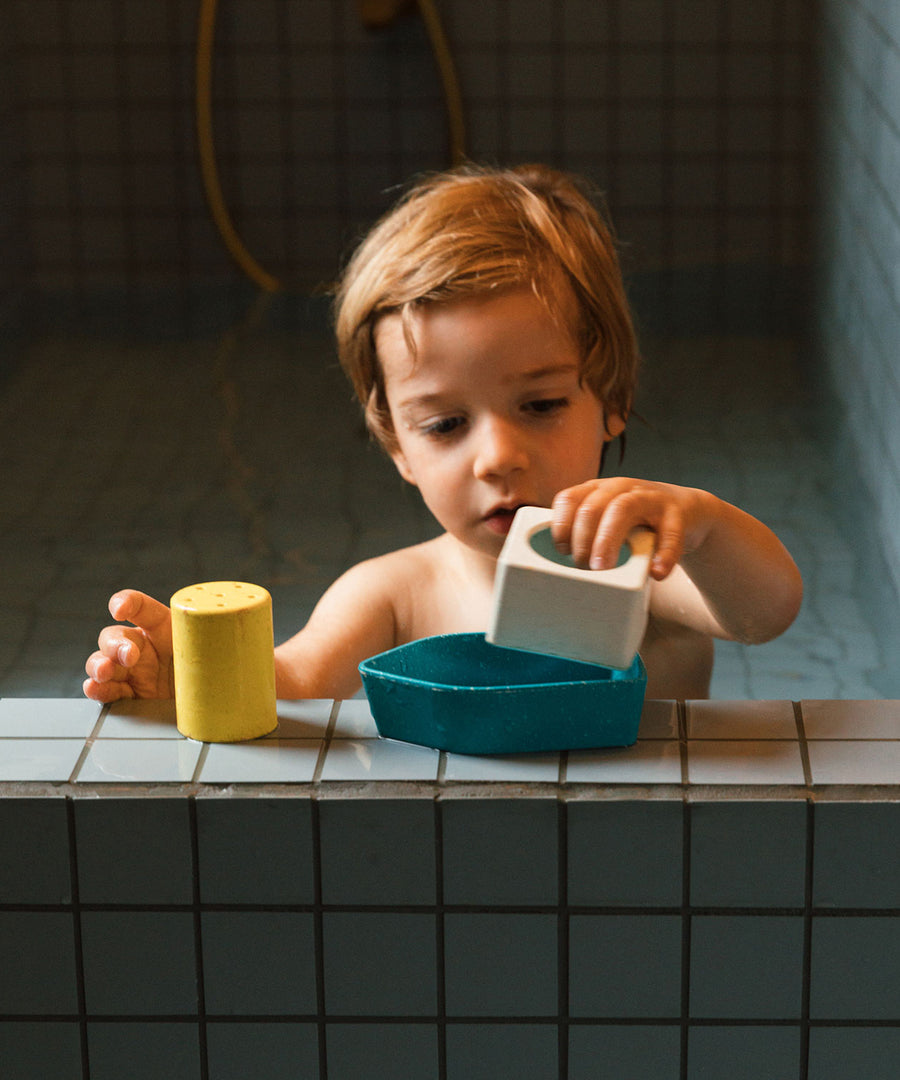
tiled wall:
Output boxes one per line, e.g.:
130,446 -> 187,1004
4,696 -> 900,1078
9,0 -> 814,332
815,0 -> 900,692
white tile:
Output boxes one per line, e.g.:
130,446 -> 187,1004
686,699 -> 798,739
271,699 -> 335,738
76,738 -> 203,783
807,741 -> 900,785
319,738 -> 439,781
101,699 -> 179,737
0,739 -> 86,781
199,739 -> 322,783
566,741 -> 682,784
687,740 -> 805,785
801,700 -> 900,739
639,699 -> 679,739
332,698 -> 380,738
443,752 -> 561,782
0,697 -> 102,737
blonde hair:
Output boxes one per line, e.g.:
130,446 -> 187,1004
334,163 -> 640,451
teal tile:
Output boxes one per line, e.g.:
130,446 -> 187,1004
808,1027 -> 900,1080
807,741 -> 900,784
0,799 -> 71,903
444,914 -> 558,1017
690,801 -> 806,907
802,699 -> 900,739
0,1022 -> 82,1080
686,739 -> 804,785
814,803 -> 900,907
197,798 -> 314,904
331,698 -> 379,738
569,1025 -> 681,1080
319,739 -> 439,781
0,739 -> 84,781
686,699 -> 797,739
272,698 -> 334,737
202,912 -> 317,1015
687,1025 -> 801,1079
198,738 -> 322,783
76,738 -> 202,782
75,798 -> 192,904
442,752 -> 560,781
323,912 -> 437,1016
0,697 -> 101,736
566,741 -> 681,783
326,1024 -> 439,1080
81,912 -> 197,1015
101,699 -> 178,737
811,917 -> 900,1019
570,915 -> 682,1018
87,1023 -> 200,1080
319,799 -> 435,905
206,1023 -> 319,1080
568,800 -> 682,906
446,1024 -> 557,1080
690,916 -> 804,1018
442,800 -> 557,905
0,913 -> 78,1014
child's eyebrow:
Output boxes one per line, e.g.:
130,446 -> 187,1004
394,364 -> 581,413
516,362 -> 580,382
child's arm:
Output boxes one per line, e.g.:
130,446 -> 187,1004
84,558 -> 403,703
551,477 -> 803,644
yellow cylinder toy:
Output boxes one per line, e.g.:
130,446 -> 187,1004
170,581 -> 277,742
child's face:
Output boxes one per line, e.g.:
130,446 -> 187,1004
375,286 -> 625,560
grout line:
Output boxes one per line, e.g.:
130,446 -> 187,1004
310,798 -> 328,1080
311,701 -> 339,785
794,701 -> 813,789
557,797 -> 569,1080
188,797 -> 210,1080
191,743 -> 211,784
680,799 -> 692,1080
67,704 -> 110,783
677,701 -> 690,788
800,797 -> 815,1080
65,797 -> 90,1080
434,800 -> 447,1080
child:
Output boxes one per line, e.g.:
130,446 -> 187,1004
83,164 -> 802,702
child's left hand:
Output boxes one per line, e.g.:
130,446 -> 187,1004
550,477 -> 707,581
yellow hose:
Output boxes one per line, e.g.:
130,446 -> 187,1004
196,0 -> 281,292
196,0 -> 466,292
415,0 -> 467,165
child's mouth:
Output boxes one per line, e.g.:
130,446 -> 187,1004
483,506 -> 522,536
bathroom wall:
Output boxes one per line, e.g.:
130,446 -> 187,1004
816,0 -> 900,693
9,0 -> 814,334
0,20 -> 27,357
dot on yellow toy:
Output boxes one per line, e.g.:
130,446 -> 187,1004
170,581 -> 278,743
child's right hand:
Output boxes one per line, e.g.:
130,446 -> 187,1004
83,590 -> 175,702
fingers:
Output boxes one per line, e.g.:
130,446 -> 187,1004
552,480 -> 683,579
109,590 -> 170,633
82,673 -> 135,703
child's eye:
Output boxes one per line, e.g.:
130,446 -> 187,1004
422,415 -> 466,438
525,397 -> 569,417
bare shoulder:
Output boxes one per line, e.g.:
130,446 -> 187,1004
335,538 -> 446,596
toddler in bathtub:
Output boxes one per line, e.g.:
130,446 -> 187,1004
83,164 -> 802,702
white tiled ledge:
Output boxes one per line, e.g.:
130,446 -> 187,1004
2,697 -> 900,793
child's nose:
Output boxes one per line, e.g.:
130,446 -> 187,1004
472,416 -> 529,480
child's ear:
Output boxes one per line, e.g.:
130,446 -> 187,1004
605,412 -> 627,441
390,447 -> 418,487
